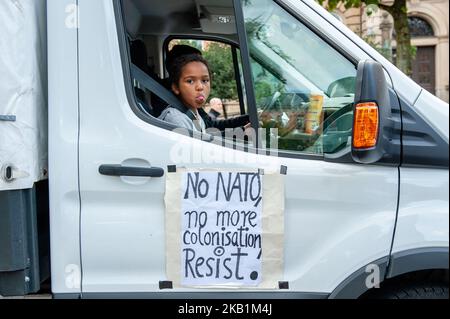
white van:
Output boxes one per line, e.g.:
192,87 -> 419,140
0,0 -> 448,299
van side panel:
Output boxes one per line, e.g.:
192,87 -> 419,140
412,90 -> 449,144
393,168 -> 449,254
48,0 -> 82,295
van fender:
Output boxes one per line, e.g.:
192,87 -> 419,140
386,247 -> 449,279
329,247 -> 449,299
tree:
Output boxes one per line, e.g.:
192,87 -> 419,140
203,42 -> 238,101
318,0 -> 413,76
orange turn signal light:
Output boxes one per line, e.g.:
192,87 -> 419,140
353,102 -> 379,149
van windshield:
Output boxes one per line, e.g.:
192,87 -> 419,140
241,0 -> 358,155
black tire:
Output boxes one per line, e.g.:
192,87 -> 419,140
363,270 -> 449,299
376,283 -> 448,299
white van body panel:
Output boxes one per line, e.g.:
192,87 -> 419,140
298,0 -> 423,105
393,168 -> 449,253
73,0 -> 399,294
413,90 -> 449,143
47,0 -> 82,294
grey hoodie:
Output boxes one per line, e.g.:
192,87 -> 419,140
159,107 -> 206,132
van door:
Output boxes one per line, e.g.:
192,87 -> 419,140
77,0 -> 400,296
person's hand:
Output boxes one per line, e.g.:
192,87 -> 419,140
244,123 -> 253,136
244,122 -> 254,143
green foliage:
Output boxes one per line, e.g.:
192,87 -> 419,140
203,42 -> 238,101
254,82 -> 273,104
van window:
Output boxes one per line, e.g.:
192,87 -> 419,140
120,0 -> 356,157
121,0 -> 253,142
241,0 -> 357,155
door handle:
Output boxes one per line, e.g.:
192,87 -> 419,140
99,165 -> 165,178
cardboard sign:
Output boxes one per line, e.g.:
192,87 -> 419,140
165,169 -> 284,289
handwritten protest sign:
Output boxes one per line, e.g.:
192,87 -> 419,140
165,169 -> 284,289
181,171 -> 263,286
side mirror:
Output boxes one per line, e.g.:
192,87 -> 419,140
352,60 -> 393,164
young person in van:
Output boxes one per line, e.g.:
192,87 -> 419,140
159,53 -> 250,133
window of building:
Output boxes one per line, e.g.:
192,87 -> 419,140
408,16 -> 434,37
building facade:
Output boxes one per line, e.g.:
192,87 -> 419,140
334,0 -> 449,102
